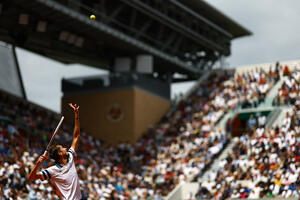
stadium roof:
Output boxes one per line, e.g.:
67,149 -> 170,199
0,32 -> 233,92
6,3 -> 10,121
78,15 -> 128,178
0,0 -> 251,81
181,0 -> 252,38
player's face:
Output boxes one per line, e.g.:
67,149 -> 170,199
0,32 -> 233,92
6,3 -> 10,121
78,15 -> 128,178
58,145 -> 68,157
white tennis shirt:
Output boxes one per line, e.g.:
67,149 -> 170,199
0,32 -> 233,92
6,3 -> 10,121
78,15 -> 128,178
41,148 -> 82,200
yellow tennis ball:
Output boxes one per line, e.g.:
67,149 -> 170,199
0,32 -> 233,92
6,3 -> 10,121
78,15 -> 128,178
90,15 -> 96,20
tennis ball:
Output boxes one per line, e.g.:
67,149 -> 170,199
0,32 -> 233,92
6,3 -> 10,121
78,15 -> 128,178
90,15 -> 96,20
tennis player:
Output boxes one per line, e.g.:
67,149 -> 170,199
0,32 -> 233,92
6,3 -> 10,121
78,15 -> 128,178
28,103 -> 82,200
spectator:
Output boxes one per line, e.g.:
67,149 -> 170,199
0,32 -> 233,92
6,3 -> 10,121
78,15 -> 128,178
283,65 -> 291,76
258,114 -> 267,128
247,115 -> 257,129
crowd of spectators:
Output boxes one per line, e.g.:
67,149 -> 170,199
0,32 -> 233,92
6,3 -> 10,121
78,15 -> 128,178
195,104 -> 300,199
246,114 -> 267,131
0,64 -> 284,199
193,63 -> 300,199
0,71 -> 232,200
234,65 -> 280,109
274,63 -> 300,106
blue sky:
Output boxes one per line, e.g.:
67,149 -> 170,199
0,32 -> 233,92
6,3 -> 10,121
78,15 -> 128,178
17,0 -> 300,112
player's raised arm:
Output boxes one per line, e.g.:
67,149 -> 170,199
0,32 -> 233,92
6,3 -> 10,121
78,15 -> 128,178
69,103 -> 80,151
27,154 -> 48,181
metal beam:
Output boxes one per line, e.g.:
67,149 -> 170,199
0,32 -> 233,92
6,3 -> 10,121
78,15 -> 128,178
135,19 -> 152,38
172,37 -> 184,54
157,24 -> 165,40
130,9 -> 137,27
168,0 -> 233,38
162,32 -> 177,51
35,0 -> 199,74
120,0 -> 227,53
106,4 -> 125,24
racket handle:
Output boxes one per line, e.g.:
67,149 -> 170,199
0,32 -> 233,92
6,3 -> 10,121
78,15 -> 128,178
43,150 -> 48,157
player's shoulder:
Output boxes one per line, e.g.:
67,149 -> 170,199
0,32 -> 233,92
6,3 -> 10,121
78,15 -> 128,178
68,147 -> 75,155
41,165 -> 58,180
47,164 -> 60,173
68,148 -> 77,161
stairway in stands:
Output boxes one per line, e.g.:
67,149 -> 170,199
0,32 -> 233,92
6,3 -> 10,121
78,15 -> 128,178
199,138 -> 237,182
258,76 -> 288,108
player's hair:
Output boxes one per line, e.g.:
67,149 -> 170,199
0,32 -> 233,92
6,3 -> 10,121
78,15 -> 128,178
48,144 -> 60,162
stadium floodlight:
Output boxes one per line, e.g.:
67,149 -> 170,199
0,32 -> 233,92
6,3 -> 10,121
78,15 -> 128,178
75,37 -> 84,47
37,21 -> 47,32
67,34 -> 76,44
59,31 -> 69,41
19,14 -> 29,25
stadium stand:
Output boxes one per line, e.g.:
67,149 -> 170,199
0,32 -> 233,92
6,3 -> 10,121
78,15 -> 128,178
0,0 -> 258,199
195,107 -> 300,199
0,63 -> 296,199
191,64 -> 300,200
234,65 -> 280,108
1,70 -> 230,199
273,64 -> 300,106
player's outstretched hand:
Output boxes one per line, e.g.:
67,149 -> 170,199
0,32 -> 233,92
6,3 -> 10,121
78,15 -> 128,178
37,154 -> 48,164
69,103 -> 80,114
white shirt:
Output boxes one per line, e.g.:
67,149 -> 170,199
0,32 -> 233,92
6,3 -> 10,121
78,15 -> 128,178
215,95 -> 225,107
282,116 -> 291,129
201,124 -> 211,132
258,116 -> 266,126
256,127 -> 265,137
41,148 -> 82,200
259,84 -> 269,94
285,79 -> 294,88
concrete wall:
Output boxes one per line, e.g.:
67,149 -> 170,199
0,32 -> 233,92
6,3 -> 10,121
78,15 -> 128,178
62,87 -> 170,144
133,88 -> 170,140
